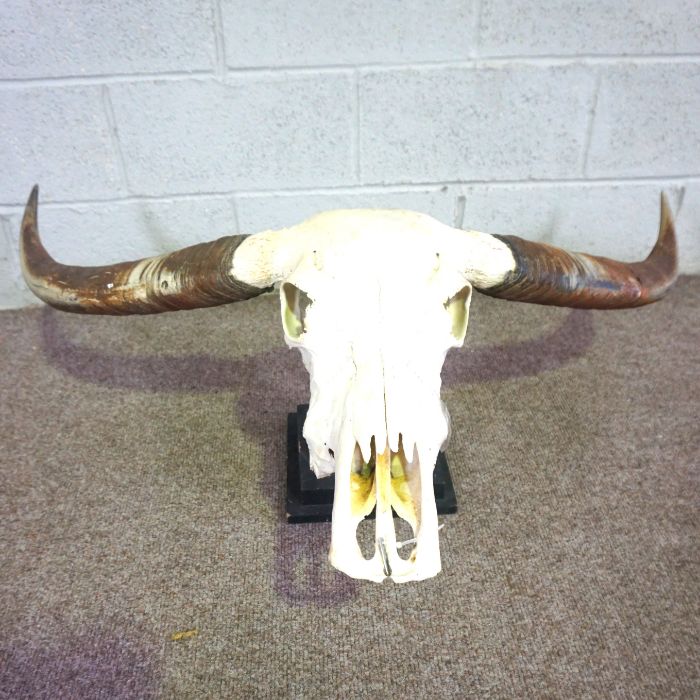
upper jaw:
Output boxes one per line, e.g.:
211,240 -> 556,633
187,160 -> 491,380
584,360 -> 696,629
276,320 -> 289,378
328,431 -> 442,583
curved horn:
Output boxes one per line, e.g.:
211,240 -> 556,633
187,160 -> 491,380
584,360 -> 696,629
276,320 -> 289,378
20,186 -> 269,315
475,193 -> 678,309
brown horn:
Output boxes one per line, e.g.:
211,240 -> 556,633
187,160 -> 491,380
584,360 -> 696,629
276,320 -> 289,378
476,193 -> 678,309
20,186 -> 269,315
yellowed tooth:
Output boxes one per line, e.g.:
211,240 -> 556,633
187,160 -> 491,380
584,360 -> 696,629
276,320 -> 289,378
390,452 -> 404,478
350,444 -> 376,518
389,450 -> 418,532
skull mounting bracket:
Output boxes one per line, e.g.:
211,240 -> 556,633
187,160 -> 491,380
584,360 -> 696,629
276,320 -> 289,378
286,405 -> 458,524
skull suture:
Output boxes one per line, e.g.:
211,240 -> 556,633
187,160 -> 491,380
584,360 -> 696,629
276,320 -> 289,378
20,188 -> 678,582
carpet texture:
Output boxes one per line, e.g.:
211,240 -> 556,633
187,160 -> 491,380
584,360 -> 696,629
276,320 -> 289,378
1,278 -> 698,699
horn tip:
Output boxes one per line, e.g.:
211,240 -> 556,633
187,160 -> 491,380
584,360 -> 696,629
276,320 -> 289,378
657,190 -> 677,249
23,185 -> 39,226
659,190 -> 672,222
646,190 -> 678,298
28,184 -> 39,209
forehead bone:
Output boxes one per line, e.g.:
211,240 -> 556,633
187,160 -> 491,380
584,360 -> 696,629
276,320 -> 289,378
283,209 -> 469,293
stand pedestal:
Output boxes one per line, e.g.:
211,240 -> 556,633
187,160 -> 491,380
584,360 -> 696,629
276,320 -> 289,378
286,405 -> 457,524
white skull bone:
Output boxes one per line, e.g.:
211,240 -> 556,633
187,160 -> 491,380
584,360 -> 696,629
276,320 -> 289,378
263,209 -> 503,582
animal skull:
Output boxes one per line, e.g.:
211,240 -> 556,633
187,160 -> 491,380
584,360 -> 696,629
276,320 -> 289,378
275,210 -> 489,581
19,187 -> 678,582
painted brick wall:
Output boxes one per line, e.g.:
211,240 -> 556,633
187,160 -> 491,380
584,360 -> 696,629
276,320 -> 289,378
1,1 -> 699,308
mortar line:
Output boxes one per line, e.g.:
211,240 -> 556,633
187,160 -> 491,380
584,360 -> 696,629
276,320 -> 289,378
100,85 -> 131,194
189,53 -> 700,76
582,71 -> 603,177
466,52 -> 700,64
212,0 -> 227,78
1,54 -> 699,88
234,174 -> 700,194
3,175 -> 699,211
0,70 -> 215,88
352,70 -> 361,182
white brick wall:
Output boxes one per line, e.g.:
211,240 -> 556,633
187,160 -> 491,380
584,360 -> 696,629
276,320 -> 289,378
360,65 -> 598,182
1,1 -> 699,309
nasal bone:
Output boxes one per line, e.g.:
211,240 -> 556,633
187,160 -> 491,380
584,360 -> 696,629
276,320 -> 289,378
372,442 -> 400,572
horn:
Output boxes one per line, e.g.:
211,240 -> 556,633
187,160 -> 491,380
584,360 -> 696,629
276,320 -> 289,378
19,186 -> 269,315
475,193 -> 678,309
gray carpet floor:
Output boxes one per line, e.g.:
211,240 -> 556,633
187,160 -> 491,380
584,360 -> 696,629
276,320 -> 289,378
1,278 -> 698,699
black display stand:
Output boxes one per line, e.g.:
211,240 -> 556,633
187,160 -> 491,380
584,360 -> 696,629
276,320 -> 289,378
286,404 -> 457,523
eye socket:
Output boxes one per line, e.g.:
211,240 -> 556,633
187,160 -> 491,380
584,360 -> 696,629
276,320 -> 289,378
281,282 -> 312,340
444,284 -> 472,344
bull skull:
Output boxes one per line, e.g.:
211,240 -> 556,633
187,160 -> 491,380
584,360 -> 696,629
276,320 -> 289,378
20,187 -> 677,582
